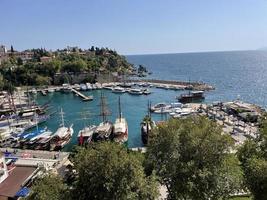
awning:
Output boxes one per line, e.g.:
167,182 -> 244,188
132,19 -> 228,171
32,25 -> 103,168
15,187 -> 30,197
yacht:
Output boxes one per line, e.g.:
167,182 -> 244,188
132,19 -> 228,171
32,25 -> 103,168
78,125 -> 97,145
177,91 -> 205,103
113,97 -> 128,144
128,88 -> 143,95
112,87 -> 126,94
93,122 -> 113,142
50,108 -> 74,150
142,88 -> 151,95
47,88 -> 55,93
73,84 -> 80,90
150,103 -> 171,112
80,84 -> 87,91
95,82 -> 102,89
62,83 -> 71,93
92,92 -> 112,142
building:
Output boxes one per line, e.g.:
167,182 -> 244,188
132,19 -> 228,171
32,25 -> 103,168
40,56 -> 52,63
0,46 -> 7,55
0,149 -> 70,199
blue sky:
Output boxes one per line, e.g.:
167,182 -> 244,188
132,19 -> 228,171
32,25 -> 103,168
1,0 -> 267,54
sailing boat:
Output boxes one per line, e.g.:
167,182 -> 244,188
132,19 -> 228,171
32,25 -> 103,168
77,110 -> 97,145
93,92 -> 113,142
113,97 -> 128,144
141,101 -> 156,145
50,108 -> 73,150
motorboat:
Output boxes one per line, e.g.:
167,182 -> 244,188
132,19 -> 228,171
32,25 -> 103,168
150,103 -> 171,112
80,84 -> 87,91
86,83 -> 92,90
128,88 -> 143,95
112,87 -> 126,94
142,89 -> 151,95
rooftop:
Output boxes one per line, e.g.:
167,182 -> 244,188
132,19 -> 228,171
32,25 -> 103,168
0,166 -> 37,198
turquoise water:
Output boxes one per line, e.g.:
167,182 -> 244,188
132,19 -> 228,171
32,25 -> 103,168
35,88 -> 180,151
36,50 -> 267,151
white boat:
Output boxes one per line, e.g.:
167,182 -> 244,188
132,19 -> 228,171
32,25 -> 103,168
112,87 -> 126,93
154,107 -> 172,114
50,108 -> 74,150
74,84 -> 80,90
80,84 -> 87,91
62,84 -> 71,93
142,88 -> 151,95
47,88 -> 55,93
94,122 -> 113,141
171,102 -> 183,108
86,83 -> 92,90
30,129 -> 53,141
91,84 -> 97,90
113,97 -> 128,144
128,88 -> 143,95
78,125 -> 97,145
31,88 -> 37,94
150,103 -> 171,112
95,83 -> 102,89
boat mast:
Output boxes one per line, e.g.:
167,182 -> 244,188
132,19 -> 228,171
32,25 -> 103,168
99,91 -> 111,122
35,111 -> 39,131
60,108 -> 65,127
118,96 -> 122,122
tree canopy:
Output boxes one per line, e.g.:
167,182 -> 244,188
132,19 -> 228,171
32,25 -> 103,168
238,118 -> 267,200
146,116 -> 243,200
72,142 -> 159,200
0,46 -> 133,87
26,174 -> 68,200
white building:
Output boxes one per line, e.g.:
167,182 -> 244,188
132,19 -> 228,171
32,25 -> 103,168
0,45 -> 7,55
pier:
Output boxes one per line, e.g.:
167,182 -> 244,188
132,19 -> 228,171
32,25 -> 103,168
127,79 -> 215,91
71,88 -> 93,101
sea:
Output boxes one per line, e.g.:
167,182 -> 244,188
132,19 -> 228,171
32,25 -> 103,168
35,50 -> 267,151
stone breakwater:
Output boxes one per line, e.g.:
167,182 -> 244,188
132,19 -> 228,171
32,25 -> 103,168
127,79 -> 215,91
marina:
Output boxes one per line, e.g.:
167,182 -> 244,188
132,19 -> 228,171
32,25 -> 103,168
0,78 -> 265,151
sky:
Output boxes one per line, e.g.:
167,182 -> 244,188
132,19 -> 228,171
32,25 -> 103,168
1,0 -> 267,55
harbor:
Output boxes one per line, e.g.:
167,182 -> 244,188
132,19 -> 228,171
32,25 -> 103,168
0,78 -> 263,151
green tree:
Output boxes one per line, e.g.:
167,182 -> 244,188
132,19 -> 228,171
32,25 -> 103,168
72,142 -> 159,200
146,116 -> 243,200
35,75 -> 51,85
17,57 -> 23,65
0,74 -> 4,90
238,119 -> 267,200
26,174 -> 68,200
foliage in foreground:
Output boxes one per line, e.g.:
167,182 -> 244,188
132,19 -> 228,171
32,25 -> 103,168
146,116 -> 243,200
27,142 -> 158,200
72,142 -> 159,200
238,118 -> 267,200
26,174 -> 68,200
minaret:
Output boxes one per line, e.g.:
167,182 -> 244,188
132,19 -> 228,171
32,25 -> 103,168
0,153 -> 8,183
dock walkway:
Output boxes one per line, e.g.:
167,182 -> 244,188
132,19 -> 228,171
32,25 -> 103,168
127,79 -> 215,91
71,88 -> 93,101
